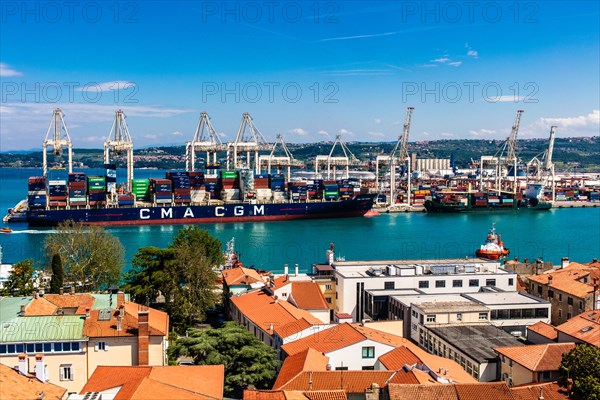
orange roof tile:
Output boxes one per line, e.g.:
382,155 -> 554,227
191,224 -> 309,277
511,382 -> 569,400
281,323 -> 367,356
24,297 -> 59,316
273,348 -> 329,389
527,321 -> 558,341
0,363 -> 67,400
81,365 -> 224,400
43,293 -> 95,314
388,383 -> 515,400
231,290 -> 322,338
529,263 -> 598,298
223,267 -> 264,287
555,311 -> 600,346
288,282 -> 329,310
302,390 -> 347,400
244,390 -> 347,400
494,343 -> 576,372
245,390 -> 286,400
277,370 -> 419,392
83,302 -> 168,338
378,346 -> 422,370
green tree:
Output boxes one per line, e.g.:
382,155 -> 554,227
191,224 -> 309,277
168,322 -> 279,398
123,226 -> 222,331
5,260 -> 35,295
48,253 -> 64,294
45,221 -> 124,291
559,344 -> 600,400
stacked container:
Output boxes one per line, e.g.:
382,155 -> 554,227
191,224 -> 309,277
322,181 -> 339,200
104,163 -> 117,193
117,194 -> 135,206
270,174 -> 285,191
239,170 -> 254,196
150,178 -> 173,204
254,174 -> 272,201
220,170 -> 240,201
306,183 -> 319,200
27,176 -> 47,209
68,172 -> 87,207
203,177 -> 221,200
473,193 -> 488,207
487,195 -> 500,207
288,182 -> 307,201
47,179 -> 68,207
168,172 -> 191,204
132,179 -> 150,201
88,176 -> 107,206
188,172 -> 206,203
338,183 -> 353,200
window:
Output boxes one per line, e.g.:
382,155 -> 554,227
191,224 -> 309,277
362,366 -> 375,370
542,370 -> 551,380
426,315 -> 436,323
435,280 -> 446,288
43,343 -> 52,352
335,292 -> 338,299
508,278 -> 514,286
567,312 -> 572,319
335,367 -> 348,371
453,280 -> 463,288
579,301 -> 584,309
60,364 -> 73,381
325,297 -> 332,304
509,360 -> 513,367
362,346 -> 375,359
558,293 -> 562,301
456,313 -> 462,321
16,344 -> 24,353
419,281 -> 429,289
537,285 -> 542,294
469,279 -> 479,287
54,343 -> 62,352
486,279 -> 496,286
384,281 -> 395,290
0,345 -> 5,354
35,343 -> 43,353
479,312 -> 487,320
325,284 -> 332,290
63,342 -> 71,352
548,289 -> 554,299
568,297 -> 573,306
95,342 -> 108,351
558,309 -> 562,319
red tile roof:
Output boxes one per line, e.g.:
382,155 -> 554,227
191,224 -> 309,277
0,363 -> 67,400
529,262 -> 599,298
24,297 -> 59,316
527,322 -> 558,341
378,346 -> 422,370
511,382 -> 569,400
288,282 -> 329,310
277,370 -> 419,392
80,365 -> 224,400
244,390 -> 347,400
555,311 -> 600,346
388,383 -> 516,400
83,302 -> 168,338
230,290 -> 322,338
273,348 -> 329,389
24,293 -> 96,316
281,323 -> 368,356
223,267 -> 264,287
494,343 -> 576,372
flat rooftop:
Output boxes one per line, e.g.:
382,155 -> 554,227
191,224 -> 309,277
366,289 -> 423,297
427,324 -> 523,363
417,301 -> 489,314
463,292 -> 549,306
391,294 -> 467,307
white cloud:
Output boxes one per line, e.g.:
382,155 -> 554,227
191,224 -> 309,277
318,130 -> 330,137
143,134 -> 158,140
467,50 -> 479,58
469,128 -> 497,136
539,109 -> 599,128
76,80 -> 136,92
217,132 -> 226,137
374,118 -> 381,124
0,62 -> 23,77
421,131 -> 430,136
432,57 -> 451,64
368,132 -> 384,138
318,31 -> 397,42
172,131 -> 184,136
440,132 -> 455,137
289,128 -> 308,136
339,128 -> 353,136
448,61 -> 463,67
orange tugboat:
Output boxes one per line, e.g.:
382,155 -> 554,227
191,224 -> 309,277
476,224 -> 509,260
0,227 -> 12,234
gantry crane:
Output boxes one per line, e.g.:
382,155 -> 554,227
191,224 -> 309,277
314,135 -> 361,179
479,110 -> 524,194
258,134 -> 304,182
42,108 -> 73,176
527,125 -> 557,200
104,110 -> 134,191
185,112 -> 227,171
375,107 -> 414,205
227,112 -> 271,173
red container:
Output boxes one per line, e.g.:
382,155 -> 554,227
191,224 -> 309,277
49,196 -> 68,201
475,200 -> 488,206
48,201 -> 67,207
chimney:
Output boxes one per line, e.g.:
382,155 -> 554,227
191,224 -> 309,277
85,308 -> 90,319
548,275 -> 553,286
38,289 -> 44,297
33,292 -> 38,299
366,383 -> 380,400
561,257 -> 570,269
539,387 -> 545,400
444,369 -> 449,375
59,288 -> 64,295
593,258 -> 598,263
17,354 -> 28,376
116,315 -> 122,331
119,304 -> 125,318
34,354 -> 47,382
308,371 -> 313,391
268,323 -> 273,332
284,264 -> 289,277
294,264 -> 299,277
137,308 -> 149,366
117,291 -> 125,308
70,286 -> 75,294
326,364 -> 332,371
19,304 -> 25,316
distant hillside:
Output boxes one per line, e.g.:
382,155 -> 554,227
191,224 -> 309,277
1,137 -> 598,172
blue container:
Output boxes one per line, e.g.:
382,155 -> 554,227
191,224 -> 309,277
68,172 -> 86,183
89,193 -> 107,201
69,189 -> 86,197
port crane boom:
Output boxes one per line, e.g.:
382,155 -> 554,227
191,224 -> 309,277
104,110 -> 134,191
315,134 -> 361,179
228,112 -> 271,173
42,108 -> 73,176
186,112 -> 227,171
258,134 -> 303,181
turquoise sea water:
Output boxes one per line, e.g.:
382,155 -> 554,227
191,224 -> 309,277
1,168 -> 599,272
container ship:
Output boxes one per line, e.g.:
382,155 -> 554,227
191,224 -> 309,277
424,184 -> 552,213
24,167 -> 375,226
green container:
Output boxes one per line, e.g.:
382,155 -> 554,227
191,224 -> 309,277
221,170 -> 239,178
324,191 -> 339,196
132,178 -> 149,185
88,176 -> 106,182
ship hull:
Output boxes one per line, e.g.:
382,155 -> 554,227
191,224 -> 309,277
26,195 -> 376,226
424,198 -> 552,213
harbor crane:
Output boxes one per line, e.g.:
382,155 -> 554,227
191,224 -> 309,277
258,134 -> 303,182
227,112 -> 271,173
314,135 -> 361,179
479,110 -> 524,194
527,125 -> 557,200
104,110 -> 134,192
375,107 -> 414,206
42,108 -> 73,176
185,112 -> 227,171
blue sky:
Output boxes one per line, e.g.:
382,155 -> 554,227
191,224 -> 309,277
1,1 -> 598,151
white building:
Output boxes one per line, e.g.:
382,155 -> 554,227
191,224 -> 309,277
332,258 -> 516,322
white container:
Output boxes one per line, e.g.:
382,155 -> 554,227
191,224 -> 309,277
49,180 -> 67,186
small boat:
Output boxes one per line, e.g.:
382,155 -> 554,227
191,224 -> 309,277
476,223 -> 509,260
0,227 -> 13,234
